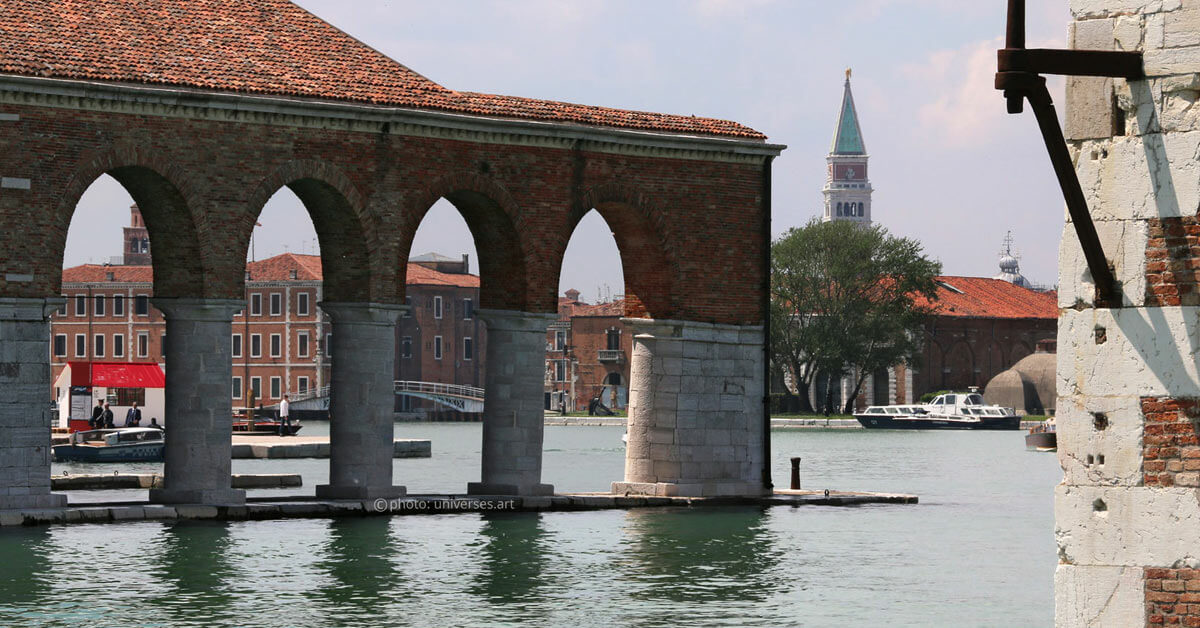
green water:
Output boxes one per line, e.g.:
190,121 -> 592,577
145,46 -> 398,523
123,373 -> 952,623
13,425 -> 1059,626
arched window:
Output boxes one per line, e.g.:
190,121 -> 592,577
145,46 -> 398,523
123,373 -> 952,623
836,202 -> 843,216
859,203 -> 865,217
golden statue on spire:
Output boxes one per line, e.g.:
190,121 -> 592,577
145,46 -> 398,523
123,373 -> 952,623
846,68 -> 852,80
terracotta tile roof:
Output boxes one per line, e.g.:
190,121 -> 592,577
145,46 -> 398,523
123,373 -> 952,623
918,276 -> 1058,320
0,0 -> 765,139
63,252 -> 480,288
62,264 -> 152,283
558,295 -> 624,318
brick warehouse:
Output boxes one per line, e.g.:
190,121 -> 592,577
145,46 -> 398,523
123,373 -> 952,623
0,0 -> 782,507
545,289 -> 632,413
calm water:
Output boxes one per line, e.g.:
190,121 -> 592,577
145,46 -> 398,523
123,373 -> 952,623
11,425 -> 1060,627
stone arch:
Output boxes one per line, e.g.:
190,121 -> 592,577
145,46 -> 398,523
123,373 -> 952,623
245,160 -> 377,303
402,172 -> 530,311
53,144 -> 206,298
559,182 -> 679,319
944,340 -> 975,390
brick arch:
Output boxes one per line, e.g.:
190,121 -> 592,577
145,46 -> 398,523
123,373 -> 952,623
1010,340 -> 1033,365
925,337 -> 946,393
559,182 -> 679,319
944,340 -> 976,390
245,159 -> 378,303
53,144 -> 206,298
401,172 -> 530,311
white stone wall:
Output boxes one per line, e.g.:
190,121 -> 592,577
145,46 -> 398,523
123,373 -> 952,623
613,318 -> 766,497
1060,2 -> 1200,625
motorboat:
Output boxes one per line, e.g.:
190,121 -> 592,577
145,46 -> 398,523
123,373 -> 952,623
232,408 -> 301,435
854,392 -> 1021,430
52,427 -> 165,462
1025,418 -> 1057,451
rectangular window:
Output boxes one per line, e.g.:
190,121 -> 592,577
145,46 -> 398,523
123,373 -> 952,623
270,376 -> 281,399
433,296 -> 443,319
94,295 -> 105,317
403,296 -> 412,317
463,298 -> 473,320
297,376 -> 309,394
75,294 -> 86,317
250,293 -> 262,316
113,333 -> 125,358
161,333 -> 166,358
270,333 -> 281,358
270,293 -> 282,316
109,388 -> 145,406
94,334 -> 105,358
554,330 -> 566,351
135,295 -> 149,316
137,332 -> 149,358
75,334 -> 86,358
607,328 -> 621,351
297,332 -> 309,358
434,335 -> 443,360
57,298 -> 67,316
232,376 -> 243,400
555,359 -> 567,382
250,334 -> 262,358
250,376 -> 261,399
325,333 -> 332,358
297,292 -> 310,316
401,336 -> 412,359
54,334 -> 67,357
463,336 -> 473,361
112,294 -> 125,317
232,334 -> 243,358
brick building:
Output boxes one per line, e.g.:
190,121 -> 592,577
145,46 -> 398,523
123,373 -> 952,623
545,289 -> 631,412
395,253 -> 485,414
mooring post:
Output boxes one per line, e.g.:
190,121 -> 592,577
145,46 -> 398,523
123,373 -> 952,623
790,457 -> 802,490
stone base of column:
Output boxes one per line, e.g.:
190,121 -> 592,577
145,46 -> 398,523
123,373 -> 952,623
315,484 -> 406,500
149,487 -> 246,506
466,481 -> 554,496
611,481 -> 768,498
0,493 -> 67,510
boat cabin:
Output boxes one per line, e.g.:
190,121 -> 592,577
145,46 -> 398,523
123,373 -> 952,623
69,427 -> 164,446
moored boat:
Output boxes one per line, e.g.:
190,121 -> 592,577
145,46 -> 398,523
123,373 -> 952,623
1025,418 -> 1057,451
52,427 -> 165,462
854,393 -> 1021,430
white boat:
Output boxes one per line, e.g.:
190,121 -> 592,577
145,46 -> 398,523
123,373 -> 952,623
854,393 -> 1020,430
52,427 -> 165,462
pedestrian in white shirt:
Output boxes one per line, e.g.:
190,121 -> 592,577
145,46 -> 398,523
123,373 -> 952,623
278,394 -> 292,436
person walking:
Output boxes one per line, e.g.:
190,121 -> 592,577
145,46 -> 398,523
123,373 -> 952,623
101,402 -> 115,429
124,402 -> 142,427
278,394 -> 291,436
89,399 -> 104,429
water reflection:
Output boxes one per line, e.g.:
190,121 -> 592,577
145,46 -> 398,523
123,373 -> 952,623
469,513 -> 552,610
147,521 -> 238,623
315,517 -> 406,613
618,507 -> 782,605
0,528 -> 53,615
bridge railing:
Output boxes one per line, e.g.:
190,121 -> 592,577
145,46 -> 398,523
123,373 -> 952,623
289,385 -> 330,404
394,380 -> 485,401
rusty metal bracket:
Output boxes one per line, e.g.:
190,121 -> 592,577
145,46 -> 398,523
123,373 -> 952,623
996,0 -> 1143,306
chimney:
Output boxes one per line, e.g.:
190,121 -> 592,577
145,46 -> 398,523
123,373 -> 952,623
289,269 -> 298,280
1035,338 -> 1057,354
564,289 -> 581,303
105,271 -> 115,282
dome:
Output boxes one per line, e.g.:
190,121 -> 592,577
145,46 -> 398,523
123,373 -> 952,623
993,232 -> 1030,288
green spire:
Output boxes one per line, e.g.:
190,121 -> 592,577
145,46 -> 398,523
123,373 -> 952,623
830,72 -> 866,155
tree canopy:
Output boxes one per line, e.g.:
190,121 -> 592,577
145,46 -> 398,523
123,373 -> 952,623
770,219 -> 941,413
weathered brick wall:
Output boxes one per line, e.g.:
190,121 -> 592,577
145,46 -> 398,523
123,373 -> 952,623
1057,2 -> 1200,626
1141,397 -> 1200,488
0,100 -> 768,325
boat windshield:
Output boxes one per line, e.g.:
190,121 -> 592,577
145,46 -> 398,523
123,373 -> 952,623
966,394 -> 984,405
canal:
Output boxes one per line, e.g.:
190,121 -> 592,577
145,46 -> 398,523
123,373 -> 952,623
6,425 -> 1059,626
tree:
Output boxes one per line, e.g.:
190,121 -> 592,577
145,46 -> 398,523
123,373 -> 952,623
770,219 -> 941,414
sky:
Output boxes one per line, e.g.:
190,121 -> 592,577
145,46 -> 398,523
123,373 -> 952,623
66,0 -> 1072,299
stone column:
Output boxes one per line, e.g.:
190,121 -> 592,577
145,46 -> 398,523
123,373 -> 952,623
315,302 -> 406,500
149,298 -> 245,505
0,297 -> 67,510
468,309 -> 556,496
612,318 -> 767,497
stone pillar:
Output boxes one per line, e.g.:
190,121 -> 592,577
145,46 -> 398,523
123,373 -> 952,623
468,309 -> 555,496
0,297 -> 67,510
1055,5 -> 1200,626
612,318 -> 767,497
149,298 -> 245,505
315,302 -> 406,500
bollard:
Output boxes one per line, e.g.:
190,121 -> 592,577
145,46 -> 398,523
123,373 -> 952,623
790,457 -> 801,490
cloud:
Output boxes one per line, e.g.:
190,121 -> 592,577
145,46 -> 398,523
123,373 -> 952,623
902,37 -> 1009,148
693,0 -> 775,19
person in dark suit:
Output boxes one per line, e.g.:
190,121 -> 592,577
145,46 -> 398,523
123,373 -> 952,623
101,402 -> 114,429
124,402 -> 142,427
90,400 -> 104,429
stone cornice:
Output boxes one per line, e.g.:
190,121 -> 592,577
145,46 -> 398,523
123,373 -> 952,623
0,75 -> 786,165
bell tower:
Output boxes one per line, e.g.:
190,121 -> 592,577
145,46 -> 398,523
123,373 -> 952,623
122,204 -> 151,265
822,69 -> 873,224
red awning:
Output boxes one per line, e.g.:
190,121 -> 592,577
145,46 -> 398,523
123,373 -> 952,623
67,362 -> 165,388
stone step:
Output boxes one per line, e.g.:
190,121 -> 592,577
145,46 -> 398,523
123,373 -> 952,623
51,473 -> 302,490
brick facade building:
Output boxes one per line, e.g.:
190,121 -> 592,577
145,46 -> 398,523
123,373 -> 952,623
545,289 -> 631,412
